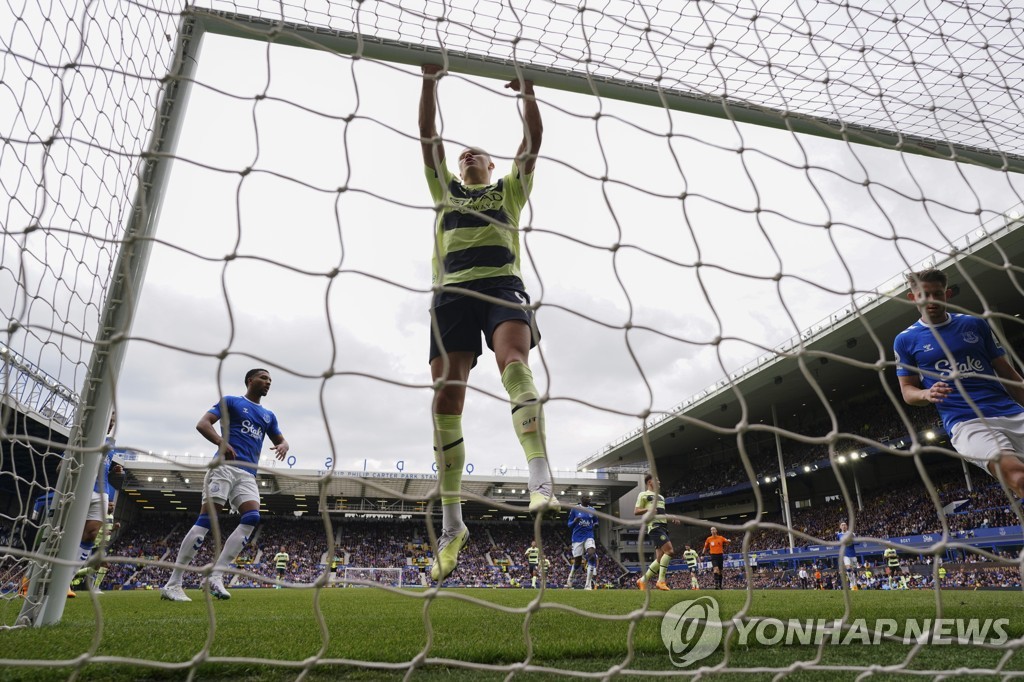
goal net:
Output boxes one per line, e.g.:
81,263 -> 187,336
340,566 -> 405,589
1,0 -> 1023,677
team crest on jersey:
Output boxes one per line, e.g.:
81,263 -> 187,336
963,331 -> 980,344
922,344 -> 933,352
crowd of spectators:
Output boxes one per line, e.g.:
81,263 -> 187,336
728,473 -> 1021,553
664,402 -> 941,498
82,514 -> 628,591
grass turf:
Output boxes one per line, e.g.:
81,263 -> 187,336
0,587 -> 1021,681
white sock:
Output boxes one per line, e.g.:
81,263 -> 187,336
211,523 -> 254,579
527,457 -> 552,494
442,502 -> 464,536
167,526 -> 208,587
566,565 -> 575,583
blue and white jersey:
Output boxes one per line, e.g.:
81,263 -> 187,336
94,437 -> 120,497
567,506 -> 598,543
31,491 -> 56,524
837,531 -> 856,558
208,395 -> 282,476
894,313 -> 1022,434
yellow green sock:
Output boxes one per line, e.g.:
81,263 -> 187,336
659,554 -> 671,582
433,414 -> 465,508
500,361 -> 545,462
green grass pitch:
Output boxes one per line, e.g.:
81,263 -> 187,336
1,588 -> 1021,680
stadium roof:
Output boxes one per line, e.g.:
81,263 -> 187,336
116,458 -> 638,517
581,214 -> 1024,472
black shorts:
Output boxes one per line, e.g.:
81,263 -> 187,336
647,525 -> 671,548
710,554 -> 724,570
528,563 -> 539,575
429,288 -> 538,365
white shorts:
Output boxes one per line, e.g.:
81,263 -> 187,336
951,414 -> 1024,471
203,465 -> 260,509
87,491 -> 107,523
572,538 -> 596,557
842,555 -> 857,569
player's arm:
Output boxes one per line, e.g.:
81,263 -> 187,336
197,411 -> 237,460
507,78 -> 542,176
992,356 -> 1024,406
898,374 -> 952,406
419,64 -> 446,173
701,537 -> 710,555
270,432 -> 289,460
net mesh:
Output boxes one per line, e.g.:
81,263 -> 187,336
1,0 -> 1023,677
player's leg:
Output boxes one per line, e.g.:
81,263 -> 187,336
162,469 -> 230,601
209,474 -> 262,599
429,301 -> 478,582
953,418 -> 1024,498
638,547 -> 661,590
486,299 -> 556,512
655,538 -> 673,590
988,452 -> 1024,499
567,546 -> 581,587
585,543 -> 597,589
71,493 -> 106,598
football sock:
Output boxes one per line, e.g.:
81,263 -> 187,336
501,362 -> 549,468
167,516 -> 211,586
658,554 -> 670,582
433,414 -> 465,533
212,510 -> 259,579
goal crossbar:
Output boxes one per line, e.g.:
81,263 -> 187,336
191,7 -> 1024,175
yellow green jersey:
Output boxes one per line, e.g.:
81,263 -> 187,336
635,489 -> 668,532
424,164 -> 533,303
274,552 -> 289,570
683,548 -> 699,568
884,548 -> 899,567
525,546 -> 540,565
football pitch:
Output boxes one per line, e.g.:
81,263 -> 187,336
1,588 -> 1021,681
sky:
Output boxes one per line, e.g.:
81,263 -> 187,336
4,2 -> 1024,479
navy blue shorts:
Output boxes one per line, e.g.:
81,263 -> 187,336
648,525 -> 671,548
428,288 -> 539,365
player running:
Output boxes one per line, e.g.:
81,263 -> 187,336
635,474 -> 679,591
682,544 -> 700,590
566,496 -> 599,590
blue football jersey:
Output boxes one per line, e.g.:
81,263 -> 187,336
94,437 -> 119,496
567,506 -> 598,543
837,531 -> 856,558
894,313 -> 1022,434
208,395 -> 282,476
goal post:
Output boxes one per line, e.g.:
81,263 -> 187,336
340,566 -> 405,589
191,7 -> 1024,174
16,12 -> 204,627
